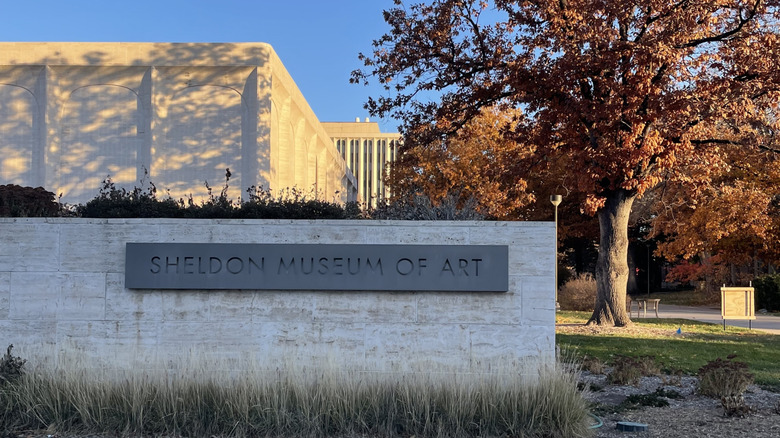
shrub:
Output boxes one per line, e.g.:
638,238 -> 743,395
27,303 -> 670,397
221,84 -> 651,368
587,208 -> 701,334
0,345 -> 26,386
754,274 -> 780,312
608,355 -> 660,385
618,388 -> 682,411
77,176 -> 183,218
697,355 -> 753,398
0,185 -> 59,217
558,273 -> 597,311
581,355 -> 606,375
238,186 -> 359,220
371,192 -> 484,220
77,172 -> 363,220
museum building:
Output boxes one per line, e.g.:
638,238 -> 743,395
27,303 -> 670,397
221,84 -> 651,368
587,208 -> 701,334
0,42 -> 400,206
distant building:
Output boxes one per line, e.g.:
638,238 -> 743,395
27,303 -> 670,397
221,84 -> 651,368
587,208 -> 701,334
0,42 -> 399,205
322,120 -> 400,207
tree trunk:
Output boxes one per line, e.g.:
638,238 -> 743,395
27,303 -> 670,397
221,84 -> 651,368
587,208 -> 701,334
588,189 -> 636,326
701,251 -> 714,297
626,244 -> 638,295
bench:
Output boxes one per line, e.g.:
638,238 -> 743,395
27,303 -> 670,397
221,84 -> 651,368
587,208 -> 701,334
627,298 -> 660,318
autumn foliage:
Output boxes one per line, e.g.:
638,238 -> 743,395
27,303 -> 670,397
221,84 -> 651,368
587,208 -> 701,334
651,146 -> 780,291
386,107 -> 535,218
355,0 -> 780,326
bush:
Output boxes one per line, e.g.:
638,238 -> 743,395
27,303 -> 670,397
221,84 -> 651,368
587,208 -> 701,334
0,185 -> 59,217
754,274 -> 780,312
558,273 -> 597,311
237,186 -> 361,220
617,388 -> 682,412
581,355 -> 606,375
697,355 -> 753,398
698,355 -> 754,416
608,355 -> 660,385
77,177 -> 183,218
0,345 -> 26,386
371,192 -> 484,220
77,172 -> 363,220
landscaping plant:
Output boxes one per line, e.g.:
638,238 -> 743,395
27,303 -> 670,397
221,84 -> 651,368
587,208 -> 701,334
0,361 -> 592,437
558,274 -> 597,311
0,345 -> 25,386
607,355 -> 660,386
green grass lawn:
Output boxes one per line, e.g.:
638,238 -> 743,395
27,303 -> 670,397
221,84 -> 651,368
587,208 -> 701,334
556,311 -> 780,389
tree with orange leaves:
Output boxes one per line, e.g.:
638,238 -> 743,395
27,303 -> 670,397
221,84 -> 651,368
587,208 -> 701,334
651,144 -> 780,293
386,106 -> 536,219
353,0 -> 780,325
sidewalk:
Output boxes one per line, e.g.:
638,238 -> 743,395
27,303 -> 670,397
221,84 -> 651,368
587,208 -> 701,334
637,303 -> 780,334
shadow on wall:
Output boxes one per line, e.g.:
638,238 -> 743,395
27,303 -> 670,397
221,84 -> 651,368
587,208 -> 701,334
0,73 -> 38,186
0,44 -> 287,205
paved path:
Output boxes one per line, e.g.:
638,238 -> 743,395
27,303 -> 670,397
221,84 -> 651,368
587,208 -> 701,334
636,303 -> 780,334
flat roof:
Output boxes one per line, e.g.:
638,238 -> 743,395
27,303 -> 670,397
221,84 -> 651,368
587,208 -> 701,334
0,42 -> 275,66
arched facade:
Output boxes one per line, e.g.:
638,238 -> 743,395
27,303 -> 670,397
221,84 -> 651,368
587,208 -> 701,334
0,43 -> 362,205
0,84 -> 36,184
58,84 -> 141,201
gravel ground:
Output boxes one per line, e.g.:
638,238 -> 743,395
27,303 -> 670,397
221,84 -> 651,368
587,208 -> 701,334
559,323 -> 780,437
584,373 -> 780,437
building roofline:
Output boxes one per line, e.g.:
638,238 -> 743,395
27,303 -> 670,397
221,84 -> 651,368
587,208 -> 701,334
0,42 -> 275,66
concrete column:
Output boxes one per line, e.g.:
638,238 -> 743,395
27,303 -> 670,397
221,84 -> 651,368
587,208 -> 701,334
375,139 -> 381,202
32,67 -> 47,187
357,138 -> 366,205
44,66 -> 61,194
138,68 -> 153,188
241,68 -> 260,199
149,66 -> 165,184
256,64 -> 272,192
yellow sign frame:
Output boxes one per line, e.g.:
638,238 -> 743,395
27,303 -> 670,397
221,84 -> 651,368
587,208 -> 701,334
720,287 -> 755,320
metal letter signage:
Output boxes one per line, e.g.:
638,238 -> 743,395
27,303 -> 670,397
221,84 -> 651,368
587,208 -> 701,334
125,243 -> 508,292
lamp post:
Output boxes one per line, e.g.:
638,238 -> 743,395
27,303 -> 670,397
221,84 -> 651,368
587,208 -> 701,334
550,194 -> 562,310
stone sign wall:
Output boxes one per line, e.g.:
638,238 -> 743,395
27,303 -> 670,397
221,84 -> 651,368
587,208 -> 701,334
0,218 -> 555,373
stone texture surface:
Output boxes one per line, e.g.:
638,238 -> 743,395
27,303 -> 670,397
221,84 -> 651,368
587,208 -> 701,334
0,42 -> 355,205
0,272 -> 9,320
1,218 -> 554,373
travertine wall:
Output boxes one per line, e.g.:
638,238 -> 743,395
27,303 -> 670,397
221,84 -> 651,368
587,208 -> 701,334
0,218 -> 555,373
0,43 -> 354,205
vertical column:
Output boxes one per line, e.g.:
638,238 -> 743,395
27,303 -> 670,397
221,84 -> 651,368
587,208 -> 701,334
372,137 -> 380,204
365,139 -> 371,204
349,139 -> 356,175
379,139 -> 387,202
242,68 -> 260,199
32,66 -> 47,187
43,66 -> 61,195
149,66 -> 165,184
137,68 -> 153,187
256,58 -> 274,191
357,137 -> 366,205
387,140 -> 397,200
344,138 -> 351,169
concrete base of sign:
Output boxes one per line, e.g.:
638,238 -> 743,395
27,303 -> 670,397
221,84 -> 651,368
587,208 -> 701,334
0,218 -> 555,374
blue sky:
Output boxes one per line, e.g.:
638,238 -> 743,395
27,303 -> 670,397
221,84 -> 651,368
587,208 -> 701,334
0,0 -> 400,131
